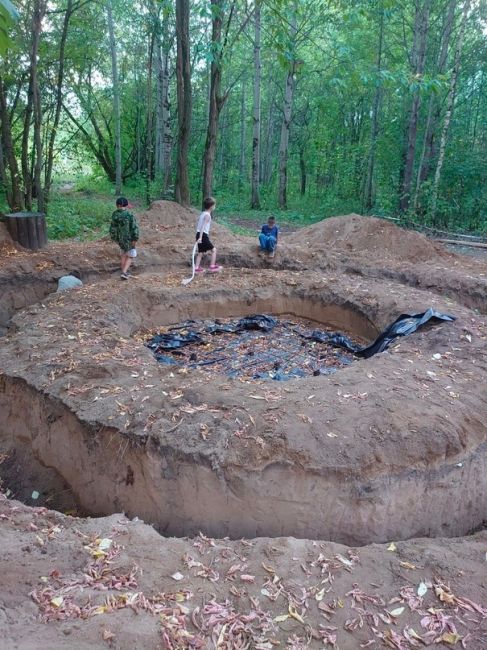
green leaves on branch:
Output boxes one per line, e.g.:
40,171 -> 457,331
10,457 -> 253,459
0,0 -> 19,56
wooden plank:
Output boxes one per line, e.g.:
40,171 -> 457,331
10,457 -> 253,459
16,215 -> 29,248
4,212 -> 47,250
435,238 -> 487,249
5,215 -> 18,243
27,214 -> 37,249
35,214 -> 47,247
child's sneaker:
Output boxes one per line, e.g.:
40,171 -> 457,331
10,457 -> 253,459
195,267 -> 205,273
121,272 -> 129,280
209,265 -> 222,273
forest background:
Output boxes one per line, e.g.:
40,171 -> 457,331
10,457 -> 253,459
0,0 -> 486,241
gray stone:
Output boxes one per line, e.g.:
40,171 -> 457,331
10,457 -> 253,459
57,275 -> 83,292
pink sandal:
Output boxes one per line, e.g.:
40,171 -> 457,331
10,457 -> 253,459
195,267 -> 205,273
209,265 -> 222,273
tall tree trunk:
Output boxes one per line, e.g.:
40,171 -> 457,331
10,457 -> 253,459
21,74 -> 34,210
155,9 -> 172,195
135,65 -> 142,173
277,10 -> 297,210
263,97 -> 275,184
202,0 -> 224,199
20,0 -> 47,212
250,0 -> 261,208
44,0 -> 73,209
399,0 -> 431,213
107,0 -> 122,195
0,139 -> 11,206
430,0 -> 470,223
471,70 -> 484,145
175,0 -> 191,206
239,80 -> 246,189
0,76 -> 24,210
161,34 -> 172,195
155,42 -> 164,174
218,103 -> 229,185
277,67 -> 295,209
413,0 -> 456,211
299,146 -> 306,196
31,0 -> 46,213
363,4 -> 384,212
146,28 -> 155,205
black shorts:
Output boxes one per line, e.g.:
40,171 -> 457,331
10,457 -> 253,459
196,232 -> 214,253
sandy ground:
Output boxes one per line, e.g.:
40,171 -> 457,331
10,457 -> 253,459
1,496 -> 486,650
0,202 -> 486,648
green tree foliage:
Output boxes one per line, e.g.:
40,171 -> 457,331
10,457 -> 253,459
0,0 -> 486,233
0,0 -> 19,56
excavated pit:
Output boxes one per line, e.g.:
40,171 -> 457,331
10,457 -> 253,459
0,271 -> 486,546
145,314 -> 365,382
2,205 -> 486,648
0,441 -> 81,514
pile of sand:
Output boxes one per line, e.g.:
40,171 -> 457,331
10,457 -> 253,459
138,199 -> 196,229
294,214 -> 449,263
137,200 -> 244,255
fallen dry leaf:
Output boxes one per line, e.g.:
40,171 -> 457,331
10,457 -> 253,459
102,629 -> 116,641
399,561 -> 416,570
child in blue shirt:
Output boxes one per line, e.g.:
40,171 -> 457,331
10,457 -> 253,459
259,216 -> 279,258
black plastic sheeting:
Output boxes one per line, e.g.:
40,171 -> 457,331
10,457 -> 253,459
146,308 -> 455,381
297,308 -> 455,359
355,308 -> 455,358
147,330 -> 203,351
147,315 -> 354,380
147,315 -> 278,353
206,314 -> 278,334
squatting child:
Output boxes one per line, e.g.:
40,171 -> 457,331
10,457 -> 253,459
259,215 -> 279,258
109,197 -> 139,280
195,196 -> 222,273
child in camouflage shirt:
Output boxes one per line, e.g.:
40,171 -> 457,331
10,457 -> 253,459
109,197 -> 139,280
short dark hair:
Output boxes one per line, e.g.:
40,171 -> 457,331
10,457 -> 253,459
203,196 -> 216,210
268,215 -> 276,222
116,196 -> 129,207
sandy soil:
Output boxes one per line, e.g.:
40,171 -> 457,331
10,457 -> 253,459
1,495 -> 486,650
1,202 -> 486,648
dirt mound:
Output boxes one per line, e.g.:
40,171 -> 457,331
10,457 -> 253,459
294,214 -> 450,263
138,199 -> 196,230
0,221 -> 16,254
137,199 -> 246,262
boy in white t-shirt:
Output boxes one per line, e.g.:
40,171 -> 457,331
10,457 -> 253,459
195,196 -> 221,273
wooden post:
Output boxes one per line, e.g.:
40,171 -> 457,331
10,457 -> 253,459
5,212 -> 47,250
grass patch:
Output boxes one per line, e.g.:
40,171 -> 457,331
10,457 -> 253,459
46,174 -> 151,240
46,192 -> 114,240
